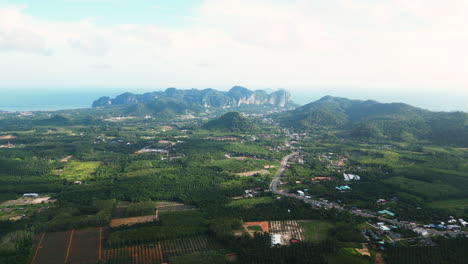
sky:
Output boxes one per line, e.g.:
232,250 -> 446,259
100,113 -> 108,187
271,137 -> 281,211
0,0 -> 467,111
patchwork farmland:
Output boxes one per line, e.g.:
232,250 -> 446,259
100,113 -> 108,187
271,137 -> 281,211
31,227 -> 103,264
31,229 -> 219,264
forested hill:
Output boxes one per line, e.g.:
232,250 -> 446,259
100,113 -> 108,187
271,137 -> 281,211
203,112 -> 257,132
272,96 -> 468,146
92,86 -> 294,109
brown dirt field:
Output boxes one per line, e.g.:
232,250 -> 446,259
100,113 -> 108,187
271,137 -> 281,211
244,221 -> 269,233
60,155 -> 73,163
374,253 -> 386,264
32,231 -> 71,264
237,170 -> 270,177
68,228 -> 102,263
32,228 -> 103,264
1,197 -> 54,206
110,215 -> 158,227
355,244 -> 371,256
0,135 -> 16,139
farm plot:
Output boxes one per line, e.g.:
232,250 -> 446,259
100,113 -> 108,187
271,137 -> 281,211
110,215 -> 158,227
31,231 -> 71,264
31,228 -> 103,264
160,235 -> 220,260
104,243 -> 164,264
156,201 -> 196,213
103,235 -> 219,264
269,220 -> 305,243
67,228 -> 103,263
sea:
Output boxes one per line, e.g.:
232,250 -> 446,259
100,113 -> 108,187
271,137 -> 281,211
0,88 -> 466,113
0,89 -> 129,112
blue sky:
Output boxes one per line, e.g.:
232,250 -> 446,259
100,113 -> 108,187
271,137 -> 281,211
0,0 -> 467,111
4,0 -> 201,26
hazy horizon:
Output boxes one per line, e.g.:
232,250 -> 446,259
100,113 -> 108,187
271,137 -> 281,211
1,0 -> 468,107
0,86 -> 466,113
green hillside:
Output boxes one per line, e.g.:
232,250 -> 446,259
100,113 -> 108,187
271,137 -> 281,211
273,96 -> 468,146
203,112 -> 257,132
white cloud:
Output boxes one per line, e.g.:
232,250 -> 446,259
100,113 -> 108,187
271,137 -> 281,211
0,1 -> 466,94
0,7 -> 50,55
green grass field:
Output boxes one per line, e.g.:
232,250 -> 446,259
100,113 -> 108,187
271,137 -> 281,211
383,177 -> 462,199
299,220 -> 334,243
227,197 -> 274,207
430,199 -> 468,212
62,161 -> 100,180
247,225 -> 263,232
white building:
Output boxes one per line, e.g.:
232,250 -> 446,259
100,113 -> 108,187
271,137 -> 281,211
380,226 -> 391,231
271,234 -> 282,246
297,190 -> 305,197
343,173 -> 361,181
413,228 -> 430,237
23,193 -> 39,197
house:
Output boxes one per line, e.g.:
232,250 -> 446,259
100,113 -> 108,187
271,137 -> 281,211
73,181 -> 82,185
311,177 -> 332,181
343,173 -> 360,181
380,226 -> 391,231
378,210 -> 395,217
271,234 -> 282,246
335,186 -> 351,191
377,199 -> 387,204
413,228 -> 430,237
23,193 -> 39,198
297,190 -> 305,197
447,225 -> 461,231
459,219 -> 467,227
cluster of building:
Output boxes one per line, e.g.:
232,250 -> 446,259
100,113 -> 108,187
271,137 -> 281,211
423,217 -> 467,231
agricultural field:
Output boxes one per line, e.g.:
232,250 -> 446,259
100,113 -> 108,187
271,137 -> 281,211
61,161 -> 101,181
110,216 -> 158,228
104,235 -> 220,264
104,243 -> 164,264
31,227 -> 103,264
156,201 -> 197,213
269,220 -> 305,243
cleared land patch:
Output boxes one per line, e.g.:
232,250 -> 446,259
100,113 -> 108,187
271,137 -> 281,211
237,169 -> 270,177
156,201 -> 197,213
110,215 -> 159,228
0,196 -> 54,207
62,161 -> 100,181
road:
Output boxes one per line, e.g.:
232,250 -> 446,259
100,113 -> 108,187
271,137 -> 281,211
269,151 -> 468,237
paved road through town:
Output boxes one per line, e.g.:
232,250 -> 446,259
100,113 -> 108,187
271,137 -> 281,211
270,151 -> 468,237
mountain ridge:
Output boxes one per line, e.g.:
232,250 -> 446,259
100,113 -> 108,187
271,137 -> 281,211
92,86 -> 294,109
